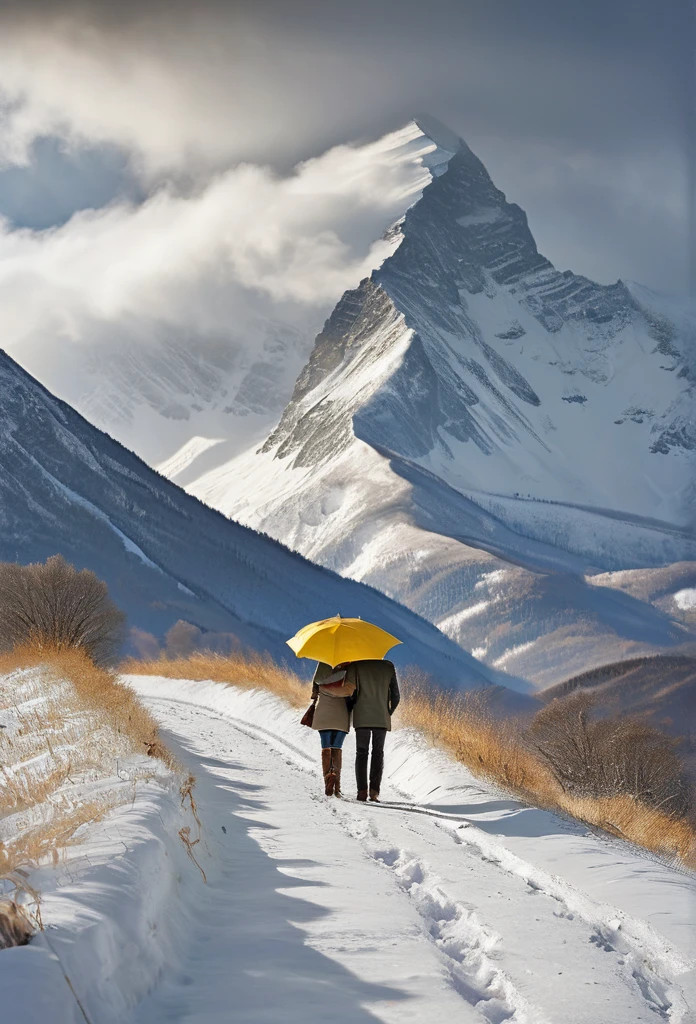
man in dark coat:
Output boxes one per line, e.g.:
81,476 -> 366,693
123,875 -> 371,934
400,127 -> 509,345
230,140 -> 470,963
347,659 -> 400,802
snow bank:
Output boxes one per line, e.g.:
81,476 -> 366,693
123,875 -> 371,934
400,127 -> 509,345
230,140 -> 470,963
4,672 -> 693,1022
0,664 -> 198,1024
2,783 -> 191,1024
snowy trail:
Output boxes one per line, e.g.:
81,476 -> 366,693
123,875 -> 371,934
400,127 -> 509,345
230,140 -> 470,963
126,678 -> 696,1024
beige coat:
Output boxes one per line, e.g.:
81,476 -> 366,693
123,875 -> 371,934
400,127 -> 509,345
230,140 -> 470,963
311,662 -> 356,733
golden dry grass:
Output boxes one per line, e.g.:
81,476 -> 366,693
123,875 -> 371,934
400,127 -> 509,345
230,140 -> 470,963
401,682 -> 696,868
0,645 -> 176,771
400,684 -> 551,794
126,652 -> 696,869
123,651 -> 309,708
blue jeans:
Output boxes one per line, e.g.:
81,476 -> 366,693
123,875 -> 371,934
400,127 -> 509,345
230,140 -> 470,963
319,730 -> 347,749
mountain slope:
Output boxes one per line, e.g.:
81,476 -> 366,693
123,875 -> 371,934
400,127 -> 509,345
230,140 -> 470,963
0,347 -> 509,690
222,131 -> 694,536
541,654 -> 696,741
183,120 -> 695,686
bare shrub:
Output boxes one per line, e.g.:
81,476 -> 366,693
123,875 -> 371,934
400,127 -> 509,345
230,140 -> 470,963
528,693 -> 693,818
165,620 -> 203,659
0,556 -> 126,665
161,621 -> 241,658
129,627 -> 160,661
198,631 -> 241,656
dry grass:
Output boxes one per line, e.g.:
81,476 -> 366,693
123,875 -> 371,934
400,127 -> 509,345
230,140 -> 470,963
126,652 -> 696,869
0,900 -> 34,949
0,645 -> 176,773
0,644 -> 180,942
123,651 -> 309,708
400,684 -> 551,795
401,682 -> 696,868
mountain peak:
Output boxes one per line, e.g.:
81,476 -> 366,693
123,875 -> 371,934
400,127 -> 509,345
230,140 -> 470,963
399,114 -> 467,179
413,114 -> 467,157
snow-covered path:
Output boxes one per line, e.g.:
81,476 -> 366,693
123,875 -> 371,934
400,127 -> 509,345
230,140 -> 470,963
122,677 -> 696,1024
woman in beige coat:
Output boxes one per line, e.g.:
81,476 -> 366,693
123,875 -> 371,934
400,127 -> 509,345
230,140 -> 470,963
311,661 -> 356,796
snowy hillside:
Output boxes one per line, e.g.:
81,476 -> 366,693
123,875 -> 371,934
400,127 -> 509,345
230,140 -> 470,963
0,348 -> 510,689
4,676 -> 695,1023
180,119 -> 695,686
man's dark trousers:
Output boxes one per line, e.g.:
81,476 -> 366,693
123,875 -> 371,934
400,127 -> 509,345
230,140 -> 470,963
355,727 -> 387,794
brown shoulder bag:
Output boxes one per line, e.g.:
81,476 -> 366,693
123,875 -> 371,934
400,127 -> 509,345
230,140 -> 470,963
300,697 -> 317,728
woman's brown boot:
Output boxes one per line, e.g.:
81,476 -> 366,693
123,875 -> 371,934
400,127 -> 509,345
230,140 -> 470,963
331,749 -> 343,797
322,748 -> 335,796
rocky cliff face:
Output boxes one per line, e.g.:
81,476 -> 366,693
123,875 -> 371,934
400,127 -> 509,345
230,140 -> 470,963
264,129 -> 694,523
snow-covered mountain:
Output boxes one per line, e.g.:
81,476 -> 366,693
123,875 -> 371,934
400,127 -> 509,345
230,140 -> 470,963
179,118 -> 695,686
0,347 -> 513,690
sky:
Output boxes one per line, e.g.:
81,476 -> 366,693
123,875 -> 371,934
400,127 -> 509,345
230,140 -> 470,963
0,0 -> 693,440
0,0 -> 693,288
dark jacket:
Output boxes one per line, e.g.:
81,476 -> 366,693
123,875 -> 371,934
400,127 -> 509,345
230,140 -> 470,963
348,660 -> 400,731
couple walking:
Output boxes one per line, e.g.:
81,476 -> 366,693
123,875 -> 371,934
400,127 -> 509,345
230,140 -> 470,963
311,658 -> 400,800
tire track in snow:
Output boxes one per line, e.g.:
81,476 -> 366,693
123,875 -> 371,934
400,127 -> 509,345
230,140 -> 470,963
435,820 -> 691,1022
343,793 -> 693,1022
146,696 -> 545,1020
335,808 -> 549,1024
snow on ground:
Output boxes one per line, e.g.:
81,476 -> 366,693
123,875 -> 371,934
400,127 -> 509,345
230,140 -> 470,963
4,674 -> 695,1023
0,666 -> 168,860
675,589 -> 696,612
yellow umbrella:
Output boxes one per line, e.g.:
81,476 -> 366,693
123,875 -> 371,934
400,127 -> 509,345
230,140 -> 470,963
286,615 -> 402,668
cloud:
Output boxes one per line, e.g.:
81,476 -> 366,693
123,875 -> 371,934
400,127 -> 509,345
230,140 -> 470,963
0,0 -> 690,176
0,0 -> 691,296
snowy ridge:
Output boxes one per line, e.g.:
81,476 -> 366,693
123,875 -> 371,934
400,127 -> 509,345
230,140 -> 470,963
228,132 -> 694,529
2,779 -> 191,1024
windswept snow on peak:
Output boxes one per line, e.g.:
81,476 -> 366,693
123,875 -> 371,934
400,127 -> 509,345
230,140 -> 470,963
6,119 -> 462,470
414,114 -> 467,166
187,122 -> 696,688
0,348 -> 505,690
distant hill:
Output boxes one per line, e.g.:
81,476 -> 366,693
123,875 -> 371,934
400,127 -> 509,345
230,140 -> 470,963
540,655 -> 696,741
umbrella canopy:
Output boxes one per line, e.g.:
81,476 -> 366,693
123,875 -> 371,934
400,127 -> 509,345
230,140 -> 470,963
286,615 -> 402,668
